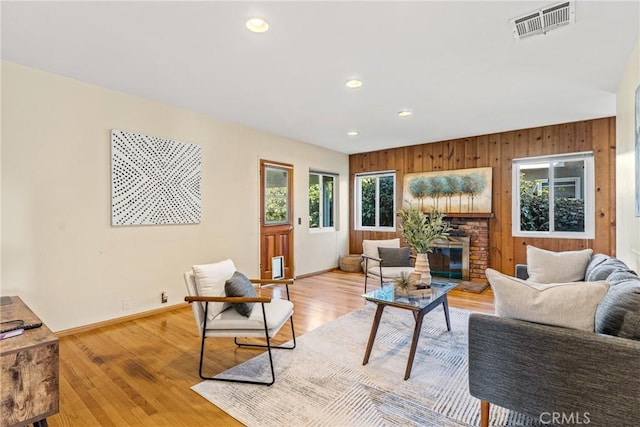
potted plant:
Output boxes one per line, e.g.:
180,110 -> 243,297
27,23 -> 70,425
393,271 -> 411,293
396,206 -> 452,285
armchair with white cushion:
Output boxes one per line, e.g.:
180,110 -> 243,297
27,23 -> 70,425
184,258 -> 295,386
361,238 -> 415,292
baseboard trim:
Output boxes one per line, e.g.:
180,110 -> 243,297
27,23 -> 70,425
57,269 -> 350,336
55,302 -> 189,337
295,267 -> 339,279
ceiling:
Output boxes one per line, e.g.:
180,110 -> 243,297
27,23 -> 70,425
2,1 -> 638,154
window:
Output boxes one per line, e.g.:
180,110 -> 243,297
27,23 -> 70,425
355,171 -> 396,231
264,165 -> 290,225
309,172 -> 336,230
512,152 -> 594,238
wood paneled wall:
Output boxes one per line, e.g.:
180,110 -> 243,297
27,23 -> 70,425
348,118 -> 616,275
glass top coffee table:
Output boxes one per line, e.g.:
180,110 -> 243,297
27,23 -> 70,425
362,280 -> 457,380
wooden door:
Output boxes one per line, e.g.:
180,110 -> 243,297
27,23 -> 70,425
260,160 -> 294,279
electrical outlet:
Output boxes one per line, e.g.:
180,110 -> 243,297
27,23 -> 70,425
161,291 -> 168,304
122,298 -> 131,310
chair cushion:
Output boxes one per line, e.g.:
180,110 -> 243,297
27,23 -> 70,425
207,299 -> 294,331
192,259 -> 236,321
367,266 -> 415,281
362,238 -> 400,269
225,271 -> 256,317
486,268 -> 609,332
526,245 -> 592,283
378,247 -> 411,267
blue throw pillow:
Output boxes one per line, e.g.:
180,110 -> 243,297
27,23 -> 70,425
225,271 -> 256,317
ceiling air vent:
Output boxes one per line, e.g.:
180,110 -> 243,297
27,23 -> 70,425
511,1 -> 575,41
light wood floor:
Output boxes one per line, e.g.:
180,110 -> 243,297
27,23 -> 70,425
49,270 -> 494,426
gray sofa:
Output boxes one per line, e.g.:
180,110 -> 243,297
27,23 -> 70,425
468,254 -> 640,426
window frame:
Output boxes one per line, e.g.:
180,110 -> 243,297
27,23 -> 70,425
308,171 -> 337,232
512,152 -> 595,239
354,171 -> 396,232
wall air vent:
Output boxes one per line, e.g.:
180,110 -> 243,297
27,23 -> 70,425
511,1 -> 575,41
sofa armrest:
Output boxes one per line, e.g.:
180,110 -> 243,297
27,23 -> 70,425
468,313 -> 640,425
515,264 -> 529,280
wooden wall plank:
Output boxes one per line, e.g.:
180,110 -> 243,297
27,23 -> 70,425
465,137 -> 478,169
608,118 -> 617,255
513,130 -> 529,159
454,139 -> 466,171
348,118 -> 616,273
476,135 -> 490,167
560,122 -> 575,153
486,133 -> 502,273
423,143 -> 434,171
527,126 -> 544,157
500,131 -> 516,274
574,120 -> 590,153
592,118 -> 615,255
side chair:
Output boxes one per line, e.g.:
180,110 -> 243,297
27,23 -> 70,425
184,259 -> 296,386
361,238 -> 415,292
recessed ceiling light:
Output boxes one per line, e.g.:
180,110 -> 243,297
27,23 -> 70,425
246,18 -> 269,33
345,79 -> 362,89
398,110 -> 413,117
347,130 -> 359,137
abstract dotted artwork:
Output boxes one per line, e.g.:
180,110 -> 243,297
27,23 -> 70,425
111,129 -> 201,226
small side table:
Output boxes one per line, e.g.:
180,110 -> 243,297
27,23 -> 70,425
0,296 -> 59,427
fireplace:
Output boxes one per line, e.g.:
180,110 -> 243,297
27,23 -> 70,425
428,236 -> 470,280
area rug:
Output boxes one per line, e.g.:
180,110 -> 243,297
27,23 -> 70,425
192,306 -> 541,427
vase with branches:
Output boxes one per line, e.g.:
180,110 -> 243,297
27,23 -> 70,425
397,206 -> 452,285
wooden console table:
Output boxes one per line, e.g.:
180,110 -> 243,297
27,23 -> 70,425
0,296 -> 59,427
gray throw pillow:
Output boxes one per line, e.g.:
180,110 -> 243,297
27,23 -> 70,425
225,271 -> 256,317
585,253 -> 610,280
607,270 -> 640,287
378,247 -> 411,267
585,256 -> 636,282
596,277 -> 640,340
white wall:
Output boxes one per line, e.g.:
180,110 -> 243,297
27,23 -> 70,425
616,39 -> 640,271
1,62 -> 349,331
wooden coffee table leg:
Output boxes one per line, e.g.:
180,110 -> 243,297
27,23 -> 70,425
404,312 -> 425,380
363,303 -> 385,365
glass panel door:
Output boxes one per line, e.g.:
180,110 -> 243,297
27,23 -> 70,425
264,166 -> 290,225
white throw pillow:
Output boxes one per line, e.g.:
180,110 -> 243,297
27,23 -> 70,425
486,268 -> 609,332
192,259 -> 236,321
526,245 -> 592,283
362,238 -> 400,269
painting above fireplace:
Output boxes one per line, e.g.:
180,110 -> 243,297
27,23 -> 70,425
403,166 -> 493,214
